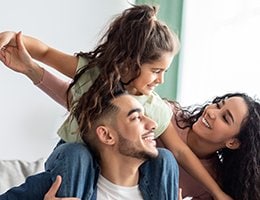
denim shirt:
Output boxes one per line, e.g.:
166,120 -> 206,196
81,148 -> 179,200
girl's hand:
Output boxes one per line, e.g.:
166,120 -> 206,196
0,31 -> 16,49
0,31 -> 44,83
0,31 -> 34,73
44,175 -> 80,200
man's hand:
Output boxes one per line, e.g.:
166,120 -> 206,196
44,175 -> 80,200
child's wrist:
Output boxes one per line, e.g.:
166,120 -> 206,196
24,63 -> 44,84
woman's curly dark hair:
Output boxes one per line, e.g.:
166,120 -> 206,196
66,4 -> 179,141
170,92 -> 260,200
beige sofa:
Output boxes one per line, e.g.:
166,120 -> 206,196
0,159 -> 44,194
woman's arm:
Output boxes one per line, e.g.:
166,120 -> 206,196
36,69 -> 70,109
159,123 -> 232,200
0,31 -> 78,78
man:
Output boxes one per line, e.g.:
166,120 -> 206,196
1,93 -> 179,200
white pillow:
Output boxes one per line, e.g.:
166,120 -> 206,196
0,158 -> 45,194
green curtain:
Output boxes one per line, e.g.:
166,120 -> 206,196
135,0 -> 183,100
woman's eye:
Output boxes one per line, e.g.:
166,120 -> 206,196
223,115 -> 228,123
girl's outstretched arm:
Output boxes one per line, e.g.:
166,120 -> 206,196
0,31 -> 78,78
0,32 -> 70,108
159,123 -> 233,200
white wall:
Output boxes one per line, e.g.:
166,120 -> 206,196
0,0 -> 133,161
178,0 -> 260,106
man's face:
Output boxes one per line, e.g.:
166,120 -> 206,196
111,94 -> 158,160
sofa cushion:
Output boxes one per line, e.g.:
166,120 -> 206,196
0,158 -> 45,194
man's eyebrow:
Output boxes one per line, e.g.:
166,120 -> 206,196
127,108 -> 142,117
223,100 -> 234,123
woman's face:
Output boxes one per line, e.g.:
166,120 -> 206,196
192,96 -> 248,147
125,52 -> 174,96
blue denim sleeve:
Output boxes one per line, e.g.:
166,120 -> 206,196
0,172 -> 52,200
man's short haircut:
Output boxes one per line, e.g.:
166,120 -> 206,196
81,89 -> 126,159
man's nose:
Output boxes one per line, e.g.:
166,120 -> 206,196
145,116 -> 158,130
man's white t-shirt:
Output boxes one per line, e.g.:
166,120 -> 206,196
97,175 -> 143,200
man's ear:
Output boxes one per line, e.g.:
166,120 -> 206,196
96,126 -> 115,145
225,138 -> 241,150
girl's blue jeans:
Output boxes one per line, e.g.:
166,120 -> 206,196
0,142 -> 179,200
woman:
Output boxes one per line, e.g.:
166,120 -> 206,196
165,93 -> 260,200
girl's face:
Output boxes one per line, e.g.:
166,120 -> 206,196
192,96 -> 248,148
126,52 -> 174,96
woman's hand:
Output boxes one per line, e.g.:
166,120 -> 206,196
44,175 -> 80,200
0,31 -> 44,83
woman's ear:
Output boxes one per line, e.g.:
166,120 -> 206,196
225,138 -> 241,150
96,126 -> 115,145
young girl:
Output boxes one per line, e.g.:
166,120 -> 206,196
0,4 -> 231,200
165,92 -> 260,200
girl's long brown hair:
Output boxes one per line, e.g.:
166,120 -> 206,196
67,4 -> 180,141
